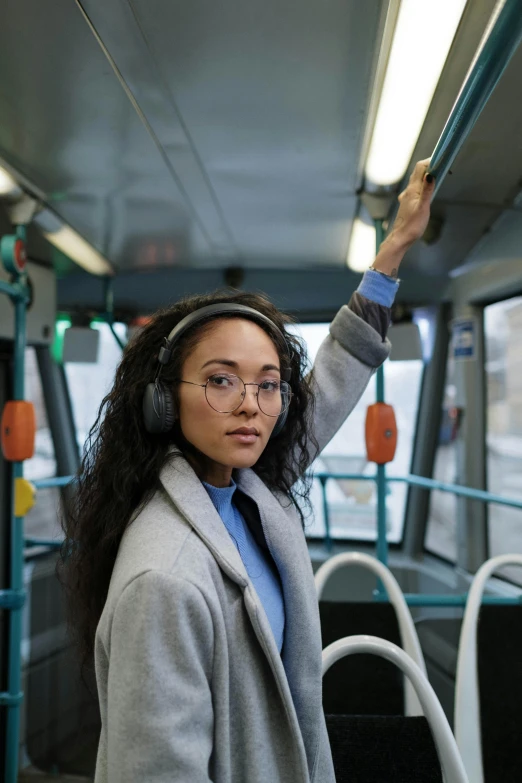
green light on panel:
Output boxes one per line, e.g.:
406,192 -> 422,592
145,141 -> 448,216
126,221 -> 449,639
52,315 -> 71,363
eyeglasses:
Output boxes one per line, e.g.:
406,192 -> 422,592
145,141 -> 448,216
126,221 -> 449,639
178,373 -> 292,417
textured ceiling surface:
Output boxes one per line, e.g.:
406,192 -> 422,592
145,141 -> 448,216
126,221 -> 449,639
0,0 -> 384,272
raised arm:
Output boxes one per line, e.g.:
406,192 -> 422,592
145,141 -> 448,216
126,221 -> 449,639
306,159 -> 434,460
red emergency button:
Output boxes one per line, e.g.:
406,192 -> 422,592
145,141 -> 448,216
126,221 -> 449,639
13,239 -> 26,273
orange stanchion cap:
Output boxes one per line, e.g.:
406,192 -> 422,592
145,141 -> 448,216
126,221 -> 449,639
1,400 -> 36,462
365,402 -> 397,465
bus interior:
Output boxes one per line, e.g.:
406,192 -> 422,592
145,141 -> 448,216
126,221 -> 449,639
1,0 -> 522,781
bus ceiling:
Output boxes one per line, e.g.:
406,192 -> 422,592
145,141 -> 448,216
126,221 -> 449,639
0,0 -> 521,317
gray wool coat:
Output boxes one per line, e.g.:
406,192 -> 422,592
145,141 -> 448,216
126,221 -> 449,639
94,304 -> 391,783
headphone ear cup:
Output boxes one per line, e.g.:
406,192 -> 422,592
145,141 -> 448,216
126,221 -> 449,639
162,388 -> 176,431
143,382 -> 177,433
270,407 -> 288,439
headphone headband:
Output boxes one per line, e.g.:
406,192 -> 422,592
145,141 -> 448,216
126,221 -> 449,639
157,302 -> 291,380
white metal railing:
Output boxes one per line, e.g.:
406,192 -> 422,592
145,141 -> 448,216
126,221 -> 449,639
323,635 -> 469,783
315,551 -> 426,715
454,553 -> 522,783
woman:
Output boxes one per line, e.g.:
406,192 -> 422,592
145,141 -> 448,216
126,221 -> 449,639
61,160 -> 434,783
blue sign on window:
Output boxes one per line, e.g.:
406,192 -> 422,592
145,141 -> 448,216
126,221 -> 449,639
452,318 -> 476,360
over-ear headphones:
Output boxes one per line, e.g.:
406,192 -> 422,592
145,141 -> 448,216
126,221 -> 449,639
142,303 -> 292,438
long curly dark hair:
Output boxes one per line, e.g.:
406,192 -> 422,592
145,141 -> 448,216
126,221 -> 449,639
59,289 -> 318,667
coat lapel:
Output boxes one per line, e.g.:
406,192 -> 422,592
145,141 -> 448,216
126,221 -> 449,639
159,451 -> 249,589
235,468 -> 323,778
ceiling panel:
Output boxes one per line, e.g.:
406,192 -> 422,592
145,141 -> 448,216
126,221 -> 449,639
0,0 -> 219,271
122,0 -> 384,265
4,0 -> 385,272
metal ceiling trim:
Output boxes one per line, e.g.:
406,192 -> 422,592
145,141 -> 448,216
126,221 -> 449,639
74,0 -> 233,257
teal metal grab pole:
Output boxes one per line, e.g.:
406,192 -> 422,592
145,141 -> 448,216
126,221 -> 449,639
32,475 -> 76,489
3,230 -> 29,783
392,473 -> 522,510
374,219 -> 388,569
0,279 -> 25,299
24,537 -> 63,550
375,593 -> 522,607
312,471 -> 522,511
428,0 -> 522,189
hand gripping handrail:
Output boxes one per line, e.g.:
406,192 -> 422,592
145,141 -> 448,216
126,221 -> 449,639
454,553 -> 522,783
315,552 -> 426,715
323,635 -> 469,783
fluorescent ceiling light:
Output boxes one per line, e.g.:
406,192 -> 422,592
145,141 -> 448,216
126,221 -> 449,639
34,210 -> 113,276
0,165 -> 21,197
365,0 -> 467,186
346,218 -> 376,272
44,225 -> 113,276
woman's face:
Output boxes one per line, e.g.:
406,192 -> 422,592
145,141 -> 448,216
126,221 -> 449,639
178,318 -> 282,486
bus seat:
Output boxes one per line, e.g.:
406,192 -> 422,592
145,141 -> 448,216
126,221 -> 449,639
454,553 -> 522,783
315,552 -> 426,716
326,714 -> 442,783
320,600 -> 404,716
323,635 -> 469,783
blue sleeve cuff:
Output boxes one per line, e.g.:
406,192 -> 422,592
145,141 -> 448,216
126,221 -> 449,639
357,269 -> 399,308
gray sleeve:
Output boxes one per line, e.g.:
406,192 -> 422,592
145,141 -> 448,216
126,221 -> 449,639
307,305 -> 391,459
104,571 -> 214,782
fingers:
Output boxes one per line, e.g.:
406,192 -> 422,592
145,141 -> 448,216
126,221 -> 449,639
407,159 -> 435,199
410,158 -> 432,183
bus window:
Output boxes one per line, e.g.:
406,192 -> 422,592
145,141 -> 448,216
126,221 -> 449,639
425,355 -> 458,562
485,296 -> 522,584
65,322 -> 127,453
290,323 -> 423,542
23,347 -> 61,540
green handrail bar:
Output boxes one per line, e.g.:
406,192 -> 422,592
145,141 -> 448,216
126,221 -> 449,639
374,593 -> 522,608
32,475 -> 77,489
0,279 -> 29,300
428,0 -> 522,189
24,537 -> 62,550
0,225 -> 31,783
313,471 -> 522,512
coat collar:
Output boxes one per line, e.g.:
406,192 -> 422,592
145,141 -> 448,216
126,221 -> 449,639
159,450 -> 249,589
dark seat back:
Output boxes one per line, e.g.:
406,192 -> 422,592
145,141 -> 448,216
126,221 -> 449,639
478,604 -> 522,783
320,601 -> 404,714
326,714 -> 443,783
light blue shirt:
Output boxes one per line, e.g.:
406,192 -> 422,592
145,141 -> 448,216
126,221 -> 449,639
357,268 -> 399,307
202,479 -> 285,652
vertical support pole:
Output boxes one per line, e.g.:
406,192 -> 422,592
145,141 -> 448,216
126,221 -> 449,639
374,219 -> 388,568
319,476 -> 332,552
403,304 -> 451,557
104,277 -> 125,351
453,303 -> 488,573
5,235 -> 27,783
